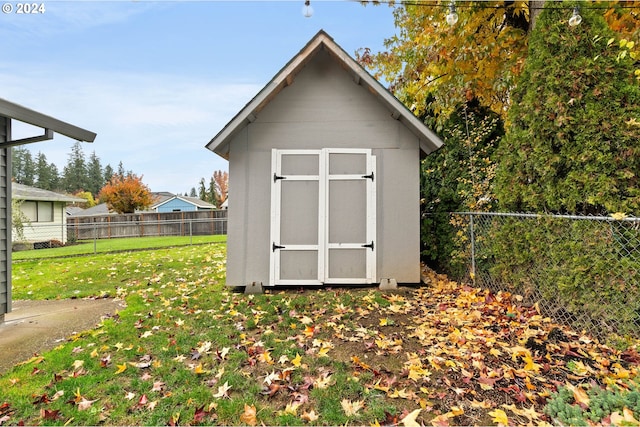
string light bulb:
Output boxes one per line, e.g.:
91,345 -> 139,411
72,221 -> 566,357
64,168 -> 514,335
445,1 -> 459,26
302,0 -> 313,18
568,6 -> 582,27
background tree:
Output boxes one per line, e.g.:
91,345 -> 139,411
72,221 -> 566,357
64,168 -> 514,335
421,99 -> 502,273
62,141 -> 88,193
116,161 -> 133,178
12,147 -> 35,186
98,173 -> 154,214
495,1 -> 640,215
194,171 -> 229,207
35,152 -> 59,191
13,145 -> 134,198
212,170 -> 229,207
208,176 -> 217,205
189,187 -> 197,198
358,1 -> 640,128
198,178 -> 207,202
103,164 -> 114,185
73,190 -> 97,208
357,1 -> 530,125
86,151 -> 104,196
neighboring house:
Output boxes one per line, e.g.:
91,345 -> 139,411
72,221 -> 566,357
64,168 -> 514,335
68,193 -> 216,216
205,30 -> 443,292
150,194 -> 216,213
0,97 -> 95,322
12,183 -> 85,244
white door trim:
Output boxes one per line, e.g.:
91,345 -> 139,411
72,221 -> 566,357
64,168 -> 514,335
270,148 -> 376,286
323,148 -> 376,284
270,149 -> 324,286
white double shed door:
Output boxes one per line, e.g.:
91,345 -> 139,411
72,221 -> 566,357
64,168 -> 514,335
270,148 -> 376,286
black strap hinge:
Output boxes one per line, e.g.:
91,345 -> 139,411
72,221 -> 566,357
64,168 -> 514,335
274,173 -> 286,182
362,241 -> 374,251
362,172 -> 374,181
272,243 -> 286,252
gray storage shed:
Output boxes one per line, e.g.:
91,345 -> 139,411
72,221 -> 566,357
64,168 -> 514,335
0,98 -> 96,322
206,30 -> 443,289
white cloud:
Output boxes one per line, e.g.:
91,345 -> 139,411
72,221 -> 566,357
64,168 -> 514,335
1,64 -> 261,193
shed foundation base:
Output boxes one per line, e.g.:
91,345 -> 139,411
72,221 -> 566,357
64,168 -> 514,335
244,282 -> 264,295
379,278 -> 398,291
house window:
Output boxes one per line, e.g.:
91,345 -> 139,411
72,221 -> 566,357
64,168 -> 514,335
22,201 -> 54,222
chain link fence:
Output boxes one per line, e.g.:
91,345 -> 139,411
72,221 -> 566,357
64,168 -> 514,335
450,212 -> 640,342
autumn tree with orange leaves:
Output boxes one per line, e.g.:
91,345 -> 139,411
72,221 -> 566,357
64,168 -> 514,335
98,173 -> 155,214
357,0 -> 640,127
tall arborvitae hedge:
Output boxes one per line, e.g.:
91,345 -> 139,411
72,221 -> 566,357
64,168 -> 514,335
495,1 -> 640,215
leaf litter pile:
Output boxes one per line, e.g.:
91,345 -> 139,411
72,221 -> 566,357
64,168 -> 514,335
1,244 -> 639,426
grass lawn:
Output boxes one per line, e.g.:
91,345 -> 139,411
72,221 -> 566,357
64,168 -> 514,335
1,243 -> 640,426
12,235 -> 226,261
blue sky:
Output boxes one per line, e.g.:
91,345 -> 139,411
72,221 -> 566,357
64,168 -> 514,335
1,0 -> 398,194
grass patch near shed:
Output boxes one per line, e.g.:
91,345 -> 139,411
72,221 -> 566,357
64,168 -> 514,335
2,244 -> 640,426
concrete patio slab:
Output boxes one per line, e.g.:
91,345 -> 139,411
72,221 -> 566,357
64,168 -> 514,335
0,298 -> 125,374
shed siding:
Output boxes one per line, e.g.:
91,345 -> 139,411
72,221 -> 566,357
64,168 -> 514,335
224,49 -> 420,287
0,117 -> 10,316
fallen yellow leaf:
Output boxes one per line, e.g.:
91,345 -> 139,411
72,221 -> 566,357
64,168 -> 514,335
488,409 -> 509,426
400,408 -> 422,427
341,399 -> 364,416
239,404 -> 257,426
301,410 -> 319,422
291,353 -> 302,368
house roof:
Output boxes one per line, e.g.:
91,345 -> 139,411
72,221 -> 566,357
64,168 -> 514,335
12,183 -> 85,203
152,195 -> 216,210
0,97 -> 96,147
67,203 -> 110,216
66,206 -> 85,216
150,192 -> 174,207
205,30 -> 443,159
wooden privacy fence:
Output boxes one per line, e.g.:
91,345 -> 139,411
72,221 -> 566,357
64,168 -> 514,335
66,210 -> 227,240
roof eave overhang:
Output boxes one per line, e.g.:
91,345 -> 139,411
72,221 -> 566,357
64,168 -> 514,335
0,97 -> 96,147
14,195 -> 85,203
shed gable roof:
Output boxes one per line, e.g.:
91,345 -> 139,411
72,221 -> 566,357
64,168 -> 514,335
205,30 -> 443,159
